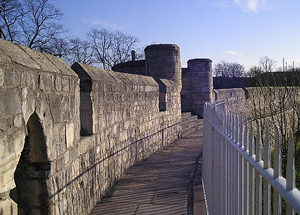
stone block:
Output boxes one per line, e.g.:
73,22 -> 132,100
22,92 -> 35,124
49,95 -> 62,123
4,69 -> 20,87
53,123 -> 66,156
13,115 -> 22,127
17,44 -> 60,73
44,53 -> 77,77
36,94 -> 51,125
0,88 -> 21,115
39,73 -> 54,91
62,77 -> 70,92
69,146 -> 78,161
21,71 -> 37,90
0,117 -> 13,132
66,122 -> 74,148
0,67 -> 4,85
0,198 -> 18,215
0,39 -> 40,69
61,96 -> 71,121
0,157 -> 20,193
54,75 -> 62,91
56,157 -> 65,172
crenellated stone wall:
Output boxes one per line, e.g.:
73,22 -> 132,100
0,40 -> 182,215
0,38 -> 80,215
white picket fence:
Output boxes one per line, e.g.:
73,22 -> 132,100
202,101 -> 300,215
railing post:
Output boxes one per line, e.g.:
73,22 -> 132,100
263,123 -> 271,215
244,119 -> 249,215
221,112 -> 227,214
273,126 -> 282,215
203,101 -> 300,215
286,130 -> 295,215
255,121 -> 262,215
249,121 -> 255,215
238,115 -> 244,215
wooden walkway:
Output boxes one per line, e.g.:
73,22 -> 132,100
90,121 -> 206,215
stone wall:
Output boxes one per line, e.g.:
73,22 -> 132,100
181,59 -> 213,118
0,40 -> 182,215
0,38 -> 80,215
213,87 -> 300,137
213,88 -> 246,113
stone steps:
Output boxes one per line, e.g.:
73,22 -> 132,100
181,112 -> 201,137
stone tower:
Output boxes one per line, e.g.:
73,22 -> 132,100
187,58 -> 213,118
144,44 -> 182,93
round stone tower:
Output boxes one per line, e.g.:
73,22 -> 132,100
144,44 -> 182,92
187,58 -> 213,118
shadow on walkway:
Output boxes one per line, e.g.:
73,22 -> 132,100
90,120 -> 206,215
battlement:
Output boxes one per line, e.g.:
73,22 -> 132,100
0,39 -> 183,215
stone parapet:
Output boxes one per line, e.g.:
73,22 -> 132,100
0,39 -> 182,215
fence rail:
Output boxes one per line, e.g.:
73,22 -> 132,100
202,101 -> 300,215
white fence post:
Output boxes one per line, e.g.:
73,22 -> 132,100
255,121 -> 262,215
249,121 -> 255,215
273,126 -> 282,215
263,123 -> 271,215
202,101 -> 300,215
286,130 -> 295,215
244,119 -> 249,215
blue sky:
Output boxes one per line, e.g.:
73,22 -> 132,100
53,0 -> 300,70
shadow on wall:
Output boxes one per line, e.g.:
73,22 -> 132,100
10,112 -> 50,215
71,63 -> 93,136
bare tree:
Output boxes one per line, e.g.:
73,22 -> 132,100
66,38 -> 94,65
247,66 -> 263,77
0,0 -> 24,42
245,71 -> 300,178
43,37 -> 70,58
259,56 -> 276,73
0,0 -> 65,52
19,0 -> 64,51
88,28 -> 140,70
214,61 -> 245,77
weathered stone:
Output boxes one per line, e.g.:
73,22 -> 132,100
66,122 -> 74,148
56,157 -> 65,171
44,53 -> 77,77
62,77 -> 69,92
0,39 -> 40,69
49,95 -> 62,123
55,75 -> 62,91
0,198 -> 18,215
35,94 -> 51,124
4,69 -> 20,86
0,156 -> 20,192
181,59 -> 213,117
22,92 -> 35,124
21,71 -> 37,90
0,67 -> 4,85
0,41 -> 185,215
53,123 -> 66,156
0,88 -> 21,115
17,44 -> 60,73
13,115 -> 22,127
39,73 -> 54,91
0,117 -> 13,131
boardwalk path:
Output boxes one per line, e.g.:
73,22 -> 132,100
90,121 -> 206,215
